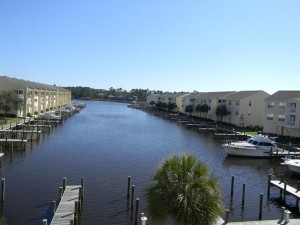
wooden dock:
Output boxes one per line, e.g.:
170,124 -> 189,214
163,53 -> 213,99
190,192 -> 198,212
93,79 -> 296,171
224,219 -> 300,224
50,185 -> 82,225
42,178 -> 84,225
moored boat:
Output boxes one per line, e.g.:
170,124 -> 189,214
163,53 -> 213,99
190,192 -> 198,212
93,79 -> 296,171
281,155 -> 300,174
222,135 -> 278,158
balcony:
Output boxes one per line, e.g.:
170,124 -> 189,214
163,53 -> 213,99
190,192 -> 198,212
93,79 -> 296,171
284,120 -> 297,128
285,107 -> 297,114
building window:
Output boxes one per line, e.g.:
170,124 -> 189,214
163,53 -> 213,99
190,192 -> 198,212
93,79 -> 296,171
235,110 -> 239,115
268,102 -> 274,108
228,100 -> 231,105
278,115 -> 285,122
279,102 -> 286,109
249,101 -> 252,106
267,114 -> 274,120
236,101 -> 239,106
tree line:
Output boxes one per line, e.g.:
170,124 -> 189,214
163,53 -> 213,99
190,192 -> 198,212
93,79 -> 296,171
64,86 -> 163,102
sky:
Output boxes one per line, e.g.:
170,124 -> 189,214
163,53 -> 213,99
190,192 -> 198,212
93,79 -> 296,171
0,0 -> 299,94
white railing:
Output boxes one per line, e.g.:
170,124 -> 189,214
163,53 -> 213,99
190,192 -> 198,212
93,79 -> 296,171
285,107 -> 296,114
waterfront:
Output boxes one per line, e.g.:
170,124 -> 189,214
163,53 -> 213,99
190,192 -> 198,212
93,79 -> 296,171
0,101 -> 299,225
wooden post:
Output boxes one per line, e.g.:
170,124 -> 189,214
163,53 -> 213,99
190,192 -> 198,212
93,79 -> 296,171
281,206 -> 286,220
52,200 -> 56,216
242,184 -> 245,206
284,182 -> 287,204
267,174 -> 272,198
59,187 -> 63,200
75,201 -> 78,217
63,177 -> 67,191
127,176 -> 131,198
81,177 -> 84,198
42,219 -> 47,225
1,178 -> 5,202
225,209 -> 230,223
135,198 -> 139,225
230,176 -> 234,197
131,185 -> 135,210
259,193 -> 263,220
297,181 -> 300,209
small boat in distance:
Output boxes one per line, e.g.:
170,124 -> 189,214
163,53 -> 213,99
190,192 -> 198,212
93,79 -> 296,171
281,155 -> 300,174
222,134 -> 278,158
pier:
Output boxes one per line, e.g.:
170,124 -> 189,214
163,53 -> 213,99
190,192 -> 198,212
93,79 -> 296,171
43,178 -> 84,225
267,174 -> 300,207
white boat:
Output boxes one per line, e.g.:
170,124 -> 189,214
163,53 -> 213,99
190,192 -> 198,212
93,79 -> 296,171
281,155 -> 300,174
39,112 -> 62,120
222,135 -> 278,158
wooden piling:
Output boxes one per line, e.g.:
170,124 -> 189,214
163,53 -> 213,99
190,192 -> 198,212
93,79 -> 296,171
225,209 -> 230,223
1,178 -> 5,202
63,177 -> 67,191
242,184 -> 245,206
259,193 -> 263,220
127,176 -> 131,198
135,198 -> 139,225
230,176 -> 234,197
131,185 -> 135,210
52,200 -> 56,216
42,219 -> 47,225
284,182 -> 287,203
281,206 -> 286,220
267,174 -> 272,198
59,187 -> 63,200
297,181 -> 300,208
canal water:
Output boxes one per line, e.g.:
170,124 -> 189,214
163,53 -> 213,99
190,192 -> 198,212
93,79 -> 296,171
0,101 -> 299,225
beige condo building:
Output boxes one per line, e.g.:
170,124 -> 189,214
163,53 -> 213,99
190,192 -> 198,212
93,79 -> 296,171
264,91 -> 300,137
0,76 -> 71,117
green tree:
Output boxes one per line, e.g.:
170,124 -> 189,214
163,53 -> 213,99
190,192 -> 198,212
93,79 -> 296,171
0,91 -> 23,119
185,105 -> 193,116
196,103 -> 209,118
145,153 -> 223,225
149,101 -> 156,107
168,103 -> 177,111
216,104 -> 229,123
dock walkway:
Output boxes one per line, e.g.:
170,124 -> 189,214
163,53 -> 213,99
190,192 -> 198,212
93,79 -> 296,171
50,185 -> 82,225
224,219 -> 300,224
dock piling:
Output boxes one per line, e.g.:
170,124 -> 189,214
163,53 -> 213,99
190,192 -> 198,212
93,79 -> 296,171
127,176 -> 131,198
281,207 -> 285,220
63,177 -> 67,191
1,178 -> 5,202
242,184 -> 245,206
42,219 -> 47,225
131,185 -> 135,210
259,193 -> 263,220
230,176 -> 234,197
225,209 -> 230,223
134,198 -> 139,225
52,200 -> 56,216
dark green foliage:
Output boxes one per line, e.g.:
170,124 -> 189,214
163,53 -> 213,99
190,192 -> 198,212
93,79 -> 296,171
185,105 -> 193,114
64,86 -> 162,102
0,91 -> 24,118
216,104 -> 229,122
145,153 -> 223,225
168,103 -> 177,111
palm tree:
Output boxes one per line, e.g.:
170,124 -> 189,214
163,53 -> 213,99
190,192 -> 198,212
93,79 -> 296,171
145,153 -> 223,225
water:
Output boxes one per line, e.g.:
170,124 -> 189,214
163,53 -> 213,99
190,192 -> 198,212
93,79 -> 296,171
0,101 -> 299,225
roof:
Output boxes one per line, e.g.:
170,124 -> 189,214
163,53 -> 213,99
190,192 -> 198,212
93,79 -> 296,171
265,91 -> 300,101
195,91 -> 236,99
0,76 -> 70,92
226,90 -> 269,100
160,92 -> 190,99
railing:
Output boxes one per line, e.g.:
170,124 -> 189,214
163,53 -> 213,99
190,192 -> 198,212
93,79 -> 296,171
285,107 -> 296,114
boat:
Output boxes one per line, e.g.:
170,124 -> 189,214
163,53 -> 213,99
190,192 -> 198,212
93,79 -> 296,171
222,134 -> 278,158
281,155 -> 300,174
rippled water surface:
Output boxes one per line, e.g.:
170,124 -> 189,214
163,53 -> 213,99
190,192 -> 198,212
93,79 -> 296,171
1,101 -> 299,225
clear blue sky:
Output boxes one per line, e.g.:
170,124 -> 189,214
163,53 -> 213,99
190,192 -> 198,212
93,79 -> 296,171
0,0 -> 299,94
